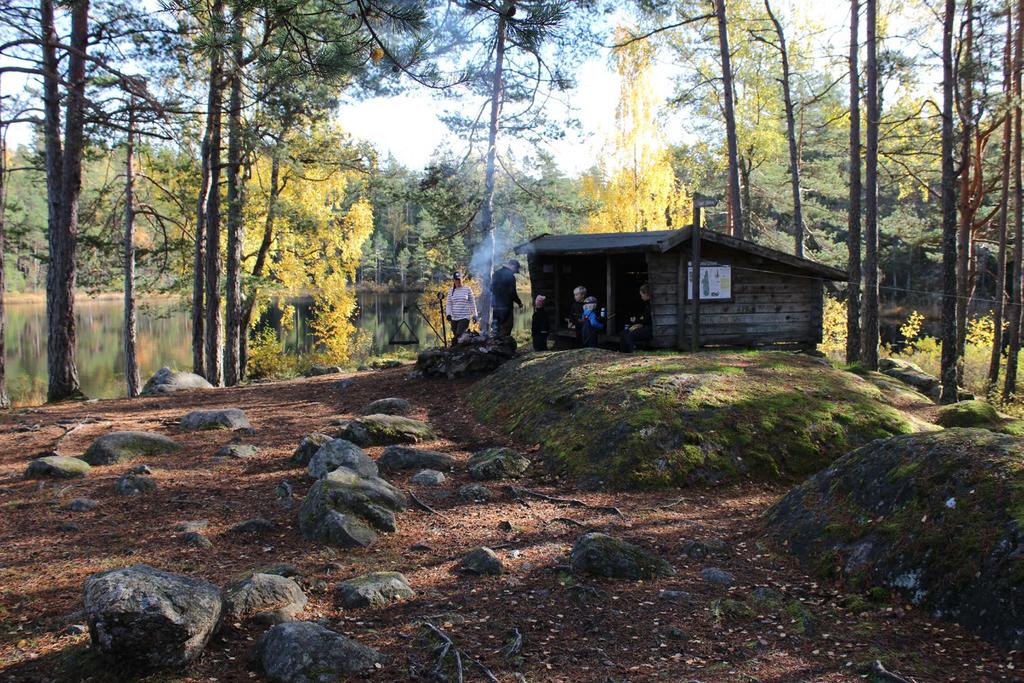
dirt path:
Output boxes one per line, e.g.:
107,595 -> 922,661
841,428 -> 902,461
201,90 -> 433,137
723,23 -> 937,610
0,367 -> 1018,682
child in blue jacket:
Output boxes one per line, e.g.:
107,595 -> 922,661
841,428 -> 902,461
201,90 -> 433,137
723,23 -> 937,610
580,295 -> 604,347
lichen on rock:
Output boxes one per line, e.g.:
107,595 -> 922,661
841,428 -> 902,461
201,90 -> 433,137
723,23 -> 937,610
765,428 -> 1024,649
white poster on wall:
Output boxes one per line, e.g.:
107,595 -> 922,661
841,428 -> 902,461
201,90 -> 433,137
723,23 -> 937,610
687,262 -> 732,300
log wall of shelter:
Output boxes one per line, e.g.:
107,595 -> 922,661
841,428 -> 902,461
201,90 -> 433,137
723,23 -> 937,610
648,243 -> 824,349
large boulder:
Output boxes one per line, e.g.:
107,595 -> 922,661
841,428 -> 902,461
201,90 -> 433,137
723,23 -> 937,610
467,349 -> 918,487
24,456 -> 91,479
83,564 -> 223,669
81,431 -> 179,466
140,367 -> 213,396
291,433 -> 332,467
359,397 -> 412,416
879,358 -> 941,395
257,621 -> 384,682
335,414 -> 435,447
933,400 -> 1024,434
765,429 -> 1024,649
298,466 -> 408,548
378,445 -> 455,471
467,447 -> 529,480
336,571 -> 414,608
180,408 -> 251,431
415,333 -> 517,379
307,439 -> 378,479
224,572 -> 307,622
569,532 -> 674,580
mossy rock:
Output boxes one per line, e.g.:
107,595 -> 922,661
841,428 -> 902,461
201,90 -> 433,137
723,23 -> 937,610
765,428 -> 1024,649
936,400 -> 999,428
569,532 -> 674,580
467,447 -> 529,480
81,431 -> 179,466
336,571 -> 414,608
25,456 -> 91,479
467,349 -> 918,488
336,414 -> 435,447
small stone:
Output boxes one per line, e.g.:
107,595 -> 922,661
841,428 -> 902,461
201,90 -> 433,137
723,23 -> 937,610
377,445 -> 455,471
58,522 -> 80,533
409,542 -> 433,553
181,532 -> 213,549
130,464 -> 152,475
467,447 -> 529,481
359,397 -> 412,416
498,520 -> 514,532
291,433 -> 332,467
700,567 -> 736,586
81,431 -> 179,465
231,518 -> 276,535
458,483 -> 493,502
174,519 -> 209,533
305,365 -> 343,377
216,443 -> 259,459
61,624 -> 88,637
336,571 -> 414,608
457,547 -> 504,575
276,480 -> 294,509
335,378 -> 355,390
410,469 -> 445,486
114,473 -> 156,496
24,456 -> 91,480
67,498 -> 98,512
658,589 -> 690,601
307,439 -> 378,479
254,563 -> 301,578
179,408 -> 251,432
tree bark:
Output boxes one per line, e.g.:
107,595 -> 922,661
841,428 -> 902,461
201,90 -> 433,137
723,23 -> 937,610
225,20 -> 244,387
715,0 -> 744,238
193,114 -> 210,376
123,103 -> 141,398
1005,0 -> 1024,401
940,0 -> 960,403
204,0 -> 225,386
861,0 -> 880,370
46,0 -> 88,401
479,0 -> 512,327
846,0 -> 863,365
955,0 -> 974,379
764,0 -> 803,257
988,5 -> 1013,391
0,76 -> 11,409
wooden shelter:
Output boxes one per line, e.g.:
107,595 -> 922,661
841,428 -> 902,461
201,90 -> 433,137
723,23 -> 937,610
514,227 -> 848,350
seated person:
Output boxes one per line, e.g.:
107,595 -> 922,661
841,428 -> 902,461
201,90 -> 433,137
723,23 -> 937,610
620,283 -> 652,353
567,286 -> 587,347
580,295 -> 604,348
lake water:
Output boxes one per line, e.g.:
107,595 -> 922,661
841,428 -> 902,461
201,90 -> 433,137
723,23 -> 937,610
5,293 -> 529,406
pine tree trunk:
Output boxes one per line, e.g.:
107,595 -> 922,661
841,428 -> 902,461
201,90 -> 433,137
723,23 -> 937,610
0,77 -> 11,409
940,0 -> 960,403
1005,0 -> 1024,401
955,0 -> 974,379
47,0 -> 88,402
846,0 -> 863,365
204,0 -> 225,386
716,0 -> 744,239
479,1 -> 512,327
988,6 -> 1013,391
123,104 -> 141,398
193,114 -> 210,376
765,0 -> 803,257
861,0 -> 880,370
224,24 -> 244,387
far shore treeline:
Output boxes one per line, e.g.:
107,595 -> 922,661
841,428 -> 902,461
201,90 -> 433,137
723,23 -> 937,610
0,0 -> 1019,409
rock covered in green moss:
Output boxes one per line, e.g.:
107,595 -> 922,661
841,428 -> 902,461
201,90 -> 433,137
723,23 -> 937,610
467,447 -> 529,480
765,428 -> 1024,649
291,433 -> 332,467
335,414 -> 435,447
180,408 -> 251,431
298,467 -> 408,548
468,349 -> 917,488
377,445 -> 455,471
81,431 -> 179,465
224,572 -> 307,622
24,455 -> 91,479
935,400 -> 1000,428
336,571 -> 414,608
570,533 -> 674,580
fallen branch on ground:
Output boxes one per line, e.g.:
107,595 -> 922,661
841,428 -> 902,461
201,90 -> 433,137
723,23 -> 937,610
499,627 -> 523,659
420,620 -> 498,683
548,517 -> 585,527
50,417 -> 107,456
408,490 -> 443,517
871,660 -> 914,683
642,495 -> 687,511
506,486 -> 624,517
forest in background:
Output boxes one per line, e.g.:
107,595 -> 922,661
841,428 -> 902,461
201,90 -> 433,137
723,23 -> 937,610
0,0 -> 1017,406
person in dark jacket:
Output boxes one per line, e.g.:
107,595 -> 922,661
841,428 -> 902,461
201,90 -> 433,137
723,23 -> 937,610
490,259 -> 522,336
620,283 -> 652,353
568,285 -> 587,347
580,295 -> 604,348
531,294 -> 550,351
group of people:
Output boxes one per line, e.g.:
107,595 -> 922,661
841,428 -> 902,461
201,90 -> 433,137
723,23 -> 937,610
443,261 -> 653,354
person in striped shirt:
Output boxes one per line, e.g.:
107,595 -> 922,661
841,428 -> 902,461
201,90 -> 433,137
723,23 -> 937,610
445,271 -> 478,341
